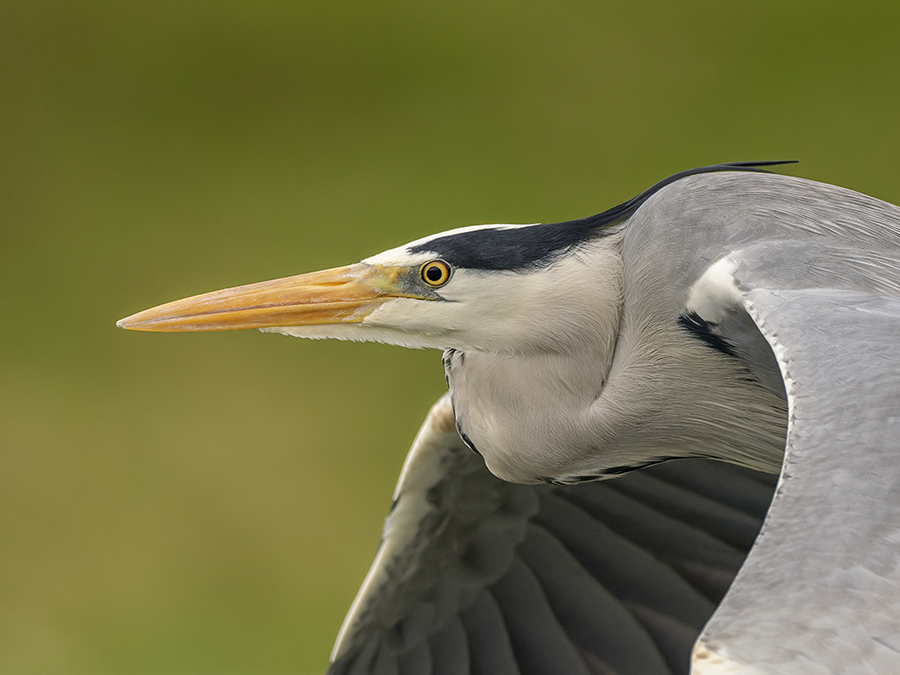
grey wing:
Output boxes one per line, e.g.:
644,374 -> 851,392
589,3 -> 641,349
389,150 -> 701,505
690,247 -> 900,674
327,395 -> 776,675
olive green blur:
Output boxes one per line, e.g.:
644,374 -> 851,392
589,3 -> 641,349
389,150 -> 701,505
2,2 -> 899,673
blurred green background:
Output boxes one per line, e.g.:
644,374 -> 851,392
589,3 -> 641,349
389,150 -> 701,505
2,1 -> 899,673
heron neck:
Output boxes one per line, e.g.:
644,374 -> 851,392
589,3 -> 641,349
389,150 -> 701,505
445,315 -> 786,485
443,343 -> 616,483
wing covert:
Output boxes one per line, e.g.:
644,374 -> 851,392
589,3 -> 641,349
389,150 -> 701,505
692,247 -> 900,674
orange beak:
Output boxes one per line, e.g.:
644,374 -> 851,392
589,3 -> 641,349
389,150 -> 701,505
117,263 -> 411,332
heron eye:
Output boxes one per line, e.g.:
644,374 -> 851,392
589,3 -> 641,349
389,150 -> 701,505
420,260 -> 452,287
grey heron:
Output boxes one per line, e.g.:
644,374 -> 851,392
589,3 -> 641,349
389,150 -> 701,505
118,162 -> 900,674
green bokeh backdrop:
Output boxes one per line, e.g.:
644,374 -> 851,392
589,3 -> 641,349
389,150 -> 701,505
2,2 -> 899,673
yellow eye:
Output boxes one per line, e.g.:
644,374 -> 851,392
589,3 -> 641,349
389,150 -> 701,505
420,260 -> 452,287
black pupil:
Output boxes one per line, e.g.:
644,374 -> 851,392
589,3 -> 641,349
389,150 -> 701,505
426,265 -> 444,282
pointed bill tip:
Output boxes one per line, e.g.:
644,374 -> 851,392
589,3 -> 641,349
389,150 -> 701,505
117,312 -> 161,331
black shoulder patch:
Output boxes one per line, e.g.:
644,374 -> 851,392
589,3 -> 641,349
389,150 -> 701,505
678,312 -> 738,358
409,161 -> 796,271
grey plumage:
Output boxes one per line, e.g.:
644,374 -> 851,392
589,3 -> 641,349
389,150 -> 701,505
118,166 -> 900,674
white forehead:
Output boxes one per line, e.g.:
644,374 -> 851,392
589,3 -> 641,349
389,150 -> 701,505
363,222 -> 539,266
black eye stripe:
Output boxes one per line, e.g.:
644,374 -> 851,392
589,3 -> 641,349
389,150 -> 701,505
408,162 -> 795,271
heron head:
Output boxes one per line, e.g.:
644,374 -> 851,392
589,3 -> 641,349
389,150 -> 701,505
117,221 -> 623,356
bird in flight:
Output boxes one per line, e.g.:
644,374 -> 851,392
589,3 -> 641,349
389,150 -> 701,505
119,162 -> 900,674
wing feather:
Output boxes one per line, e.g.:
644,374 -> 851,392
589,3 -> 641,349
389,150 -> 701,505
460,589 -> 520,675
557,483 -> 751,592
517,523 -> 672,674
428,617 -> 468,675
490,556 -> 594,675
535,491 -> 717,627
602,471 -> 768,552
328,396 -> 774,675
397,642 -> 431,675
692,251 -> 900,673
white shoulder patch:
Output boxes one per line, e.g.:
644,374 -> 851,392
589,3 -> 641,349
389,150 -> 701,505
686,257 -> 743,323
